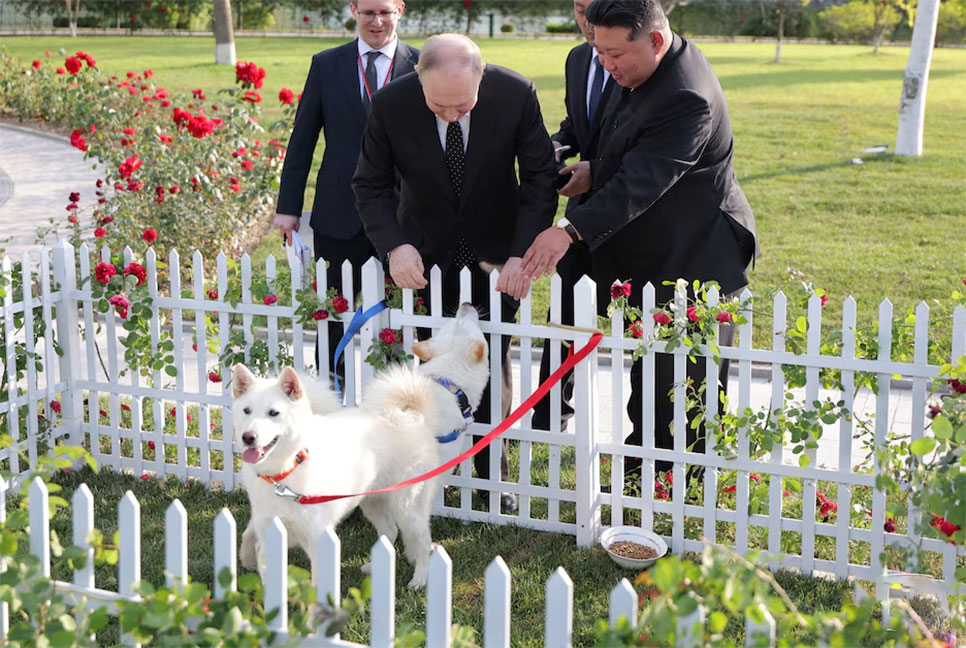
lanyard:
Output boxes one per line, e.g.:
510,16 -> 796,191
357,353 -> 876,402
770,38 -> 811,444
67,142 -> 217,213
358,51 -> 396,101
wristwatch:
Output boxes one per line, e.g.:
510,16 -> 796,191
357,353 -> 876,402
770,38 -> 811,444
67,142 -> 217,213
555,217 -> 580,244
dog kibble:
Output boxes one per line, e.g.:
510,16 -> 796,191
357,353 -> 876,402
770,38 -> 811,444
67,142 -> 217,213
609,541 -> 658,560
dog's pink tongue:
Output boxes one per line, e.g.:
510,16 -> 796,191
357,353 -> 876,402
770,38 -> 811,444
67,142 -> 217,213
242,448 -> 261,464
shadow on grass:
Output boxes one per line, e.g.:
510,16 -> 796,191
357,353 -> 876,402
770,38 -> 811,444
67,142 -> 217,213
720,67 -> 960,91
740,153 -> 894,184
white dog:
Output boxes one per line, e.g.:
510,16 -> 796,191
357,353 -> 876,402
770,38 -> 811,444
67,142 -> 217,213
232,303 -> 490,588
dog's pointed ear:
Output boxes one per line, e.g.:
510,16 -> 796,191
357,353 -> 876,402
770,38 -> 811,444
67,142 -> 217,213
231,364 -> 257,397
471,340 -> 486,364
411,340 -> 434,362
278,367 -> 303,401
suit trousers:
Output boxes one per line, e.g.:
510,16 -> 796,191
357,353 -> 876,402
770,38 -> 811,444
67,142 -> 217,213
423,263 -> 515,483
313,229 -> 377,385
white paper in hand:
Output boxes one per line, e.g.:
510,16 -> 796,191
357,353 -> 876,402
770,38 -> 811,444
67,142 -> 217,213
285,230 -> 314,276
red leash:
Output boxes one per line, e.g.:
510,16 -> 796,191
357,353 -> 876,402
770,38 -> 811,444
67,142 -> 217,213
282,332 -> 604,505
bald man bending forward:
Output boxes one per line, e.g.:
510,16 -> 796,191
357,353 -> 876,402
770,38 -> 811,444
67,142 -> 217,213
353,35 -> 558,512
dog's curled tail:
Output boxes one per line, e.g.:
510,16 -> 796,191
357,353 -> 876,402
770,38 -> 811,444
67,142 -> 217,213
363,365 -> 437,428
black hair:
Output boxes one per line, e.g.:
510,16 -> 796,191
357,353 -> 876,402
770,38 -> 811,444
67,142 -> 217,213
585,0 -> 668,40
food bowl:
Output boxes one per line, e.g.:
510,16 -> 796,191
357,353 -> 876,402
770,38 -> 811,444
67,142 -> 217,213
599,526 -> 668,570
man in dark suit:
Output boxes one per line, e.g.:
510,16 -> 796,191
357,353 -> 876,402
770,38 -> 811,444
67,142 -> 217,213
522,0 -> 758,480
353,34 -> 558,511
532,0 -> 617,431
274,0 -> 419,379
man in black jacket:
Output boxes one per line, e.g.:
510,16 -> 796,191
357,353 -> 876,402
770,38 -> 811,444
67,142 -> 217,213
354,34 -> 558,511
533,0 -> 617,431
274,0 -> 419,379
522,0 -> 758,479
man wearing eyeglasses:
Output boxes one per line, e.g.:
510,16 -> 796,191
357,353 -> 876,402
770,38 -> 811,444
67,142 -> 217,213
274,0 -> 418,383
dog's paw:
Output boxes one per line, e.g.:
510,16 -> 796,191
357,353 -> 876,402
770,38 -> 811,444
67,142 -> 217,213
406,571 -> 428,590
360,561 -> 372,575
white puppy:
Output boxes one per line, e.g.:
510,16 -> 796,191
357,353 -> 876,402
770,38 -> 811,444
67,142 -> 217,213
233,303 -> 490,588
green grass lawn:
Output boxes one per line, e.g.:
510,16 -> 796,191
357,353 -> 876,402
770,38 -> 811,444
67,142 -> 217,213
2,35 -> 964,344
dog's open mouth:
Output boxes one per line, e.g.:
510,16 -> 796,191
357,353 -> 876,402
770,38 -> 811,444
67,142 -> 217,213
242,435 -> 279,464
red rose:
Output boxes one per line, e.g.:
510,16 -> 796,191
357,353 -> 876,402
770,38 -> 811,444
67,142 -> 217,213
207,288 -> 218,300
687,306 -> 698,322
50,400 -> 62,413
232,147 -> 247,158
144,69 -> 153,78
263,294 -> 277,305
303,15 -> 309,21
122,262 -> 147,286
126,70 -> 136,78
67,214 -> 78,224
939,519 -> 961,537
118,155 -> 143,179
69,129 -> 88,151
56,67 -> 66,75
94,227 -> 106,238
749,472 -> 761,483
464,0 -> 472,6
820,294 -> 829,307
724,485 -> 736,494
627,320 -> 644,338
241,160 -> 254,171
142,228 -> 157,243
32,59 -> 41,69
884,519 -> 896,533
332,294 -> 349,313
209,371 -> 222,383
610,281 -> 632,300
278,88 -> 295,105
242,91 -> 262,104
140,474 -> 150,480
187,114 -> 214,138
312,309 -> 328,320
715,311 -> 733,323
173,107 -> 192,126
64,56 -> 82,75
159,135 -> 173,144
69,191 -> 80,202
108,294 -> 131,319
169,185 -> 180,194
121,403 -> 131,411
192,88 -> 206,100
948,379 -> 966,394
379,328 -> 397,345
148,441 -> 155,450
652,312 -> 671,326
738,18 -> 745,24
782,490 -> 791,497
122,128 -> 135,136
94,262 -> 117,284
928,404 -> 942,418
99,409 -> 108,417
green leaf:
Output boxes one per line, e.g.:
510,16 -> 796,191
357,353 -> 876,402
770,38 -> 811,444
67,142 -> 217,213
798,454 -> 810,468
932,415 -> 952,440
223,606 -> 244,635
709,610 -> 727,633
909,437 -> 936,456
164,365 -> 178,377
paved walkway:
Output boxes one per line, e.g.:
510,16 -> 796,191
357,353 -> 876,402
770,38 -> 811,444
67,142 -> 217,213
0,123 -> 102,258
1,123 -> 922,473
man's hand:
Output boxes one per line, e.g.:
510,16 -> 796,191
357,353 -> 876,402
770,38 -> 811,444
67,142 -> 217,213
520,227 -> 574,280
388,244 -> 427,290
273,214 -> 300,246
557,161 -> 591,198
495,256 -> 531,300
551,139 -> 563,163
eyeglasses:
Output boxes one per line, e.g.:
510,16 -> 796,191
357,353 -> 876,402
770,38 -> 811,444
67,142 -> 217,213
356,9 -> 398,22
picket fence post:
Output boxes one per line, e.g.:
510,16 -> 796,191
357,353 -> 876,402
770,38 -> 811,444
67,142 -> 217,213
213,509 -> 236,599
316,526 -> 341,639
745,603 -> 776,647
426,545 -> 452,647
360,257 -> 386,391
608,578 -> 637,628
29,477 -> 50,577
484,556 -> 511,648
265,517 -> 288,637
370,536 -> 396,648
573,276 -> 600,548
51,240 -> 84,450
545,566 -> 573,647
0,476 -> 7,639
677,598 -> 704,645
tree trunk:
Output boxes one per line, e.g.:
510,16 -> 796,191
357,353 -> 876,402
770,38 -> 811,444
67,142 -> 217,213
213,0 -> 236,66
895,0 -> 940,156
663,0 -> 680,15
774,8 -> 785,63
65,0 -> 77,37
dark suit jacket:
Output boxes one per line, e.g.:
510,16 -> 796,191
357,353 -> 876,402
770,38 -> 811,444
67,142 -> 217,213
569,33 -> 758,300
275,39 -> 419,240
352,65 -> 558,273
552,42 -> 617,218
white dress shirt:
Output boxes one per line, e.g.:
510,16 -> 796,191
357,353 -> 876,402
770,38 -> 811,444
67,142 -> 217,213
435,113 -> 471,153
357,37 -> 398,100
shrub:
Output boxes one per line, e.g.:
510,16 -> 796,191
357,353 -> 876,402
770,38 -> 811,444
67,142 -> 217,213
545,20 -> 579,33
500,21 -> 515,33
936,0 -> 966,45
0,51 -> 297,263
818,0 -> 901,45
344,17 -> 357,31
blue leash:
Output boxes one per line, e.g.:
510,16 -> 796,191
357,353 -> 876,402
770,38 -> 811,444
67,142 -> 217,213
332,299 -> 388,396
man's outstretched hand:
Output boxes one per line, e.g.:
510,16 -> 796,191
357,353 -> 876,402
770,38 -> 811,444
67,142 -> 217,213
388,243 -> 428,289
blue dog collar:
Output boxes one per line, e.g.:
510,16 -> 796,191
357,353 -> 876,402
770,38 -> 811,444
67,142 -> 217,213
434,377 -> 473,444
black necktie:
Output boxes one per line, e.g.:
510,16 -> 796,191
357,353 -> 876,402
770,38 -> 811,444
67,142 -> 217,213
362,51 -> 380,105
588,57 -> 605,124
445,121 -> 474,268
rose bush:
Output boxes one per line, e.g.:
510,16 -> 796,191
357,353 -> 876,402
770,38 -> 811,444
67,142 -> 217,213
0,51 -> 298,263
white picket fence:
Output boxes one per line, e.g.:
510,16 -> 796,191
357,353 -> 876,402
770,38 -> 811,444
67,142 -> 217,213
18,475 -> 784,646
2,240 -> 965,640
